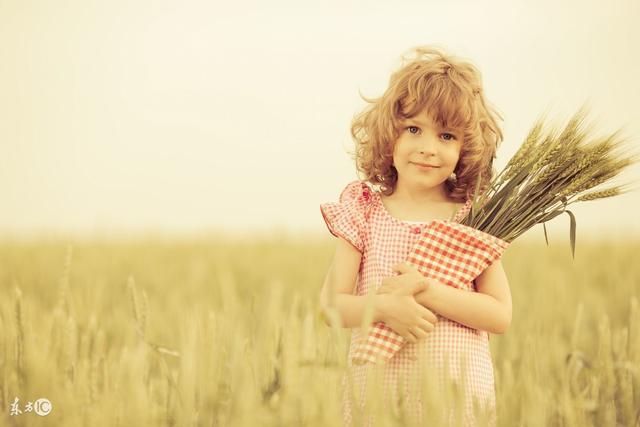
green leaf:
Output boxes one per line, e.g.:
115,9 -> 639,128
542,222 -> 549,246
565,210 -> 577,259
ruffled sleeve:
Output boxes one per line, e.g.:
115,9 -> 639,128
320,181 -> 372,252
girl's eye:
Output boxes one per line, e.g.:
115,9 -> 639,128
406,126 -> 457,141
407,126 -> 421,134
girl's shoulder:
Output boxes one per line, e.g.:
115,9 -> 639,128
338,180 -> 375,204
320,180 -> 377,252
332,180 -> 378,221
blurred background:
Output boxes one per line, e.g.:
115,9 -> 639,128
1,0 -> 639,242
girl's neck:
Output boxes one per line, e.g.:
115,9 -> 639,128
391,181 -> 452,205
380,182 -> 460,222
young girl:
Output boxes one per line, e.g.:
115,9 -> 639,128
320,46 -> 512,426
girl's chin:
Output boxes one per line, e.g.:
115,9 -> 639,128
403,179 -> 447,189
411,172 -> 446,182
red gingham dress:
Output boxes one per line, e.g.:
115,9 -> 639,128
321,181 -> 497,427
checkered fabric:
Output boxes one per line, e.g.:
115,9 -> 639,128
351,221 -> 509,364
320,181 -> 508,427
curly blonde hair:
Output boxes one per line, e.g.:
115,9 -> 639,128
350,46 -> 504,202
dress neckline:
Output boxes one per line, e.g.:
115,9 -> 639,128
374,190 -> 471,230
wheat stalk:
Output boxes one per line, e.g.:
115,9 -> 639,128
127,276 -> 147,340
64,315 -> 77,385
529,112 -> 591,188
575,187 -> 622,202
126,274 -> 183,414
90,328 -> 106,403
14,287 -> 24,387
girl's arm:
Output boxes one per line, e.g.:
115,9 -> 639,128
414,259 -> 512,334
319,236 -> 381,328
320,237 -> 437,340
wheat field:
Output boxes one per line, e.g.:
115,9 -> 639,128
0,235 -> 638,426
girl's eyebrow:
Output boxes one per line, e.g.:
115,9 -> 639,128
405,118 -> 460,133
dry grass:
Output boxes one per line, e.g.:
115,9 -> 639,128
0,235 -> 638,426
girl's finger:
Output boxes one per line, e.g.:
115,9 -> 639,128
393,262 -> 412,274
408,280 -> 425,295
404,331 -> 417,343
420,308 -> 438,324
384,277 -> 400,288
412,326 -> 428,339
419,318 -> 435,332
392,263 -> 410,274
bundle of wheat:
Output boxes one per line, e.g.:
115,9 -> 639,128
465,107 -> 638,253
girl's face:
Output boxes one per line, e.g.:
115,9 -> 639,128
392,110 -> 462,195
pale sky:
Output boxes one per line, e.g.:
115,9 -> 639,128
1,0 -> 639,241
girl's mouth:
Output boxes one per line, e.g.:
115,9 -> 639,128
412,162 -> 439,170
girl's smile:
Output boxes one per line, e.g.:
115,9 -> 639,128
410,161 -> 440,170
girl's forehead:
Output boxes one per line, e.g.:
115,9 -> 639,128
403,114 -> 435,125
399,89 -> 473,130
402,112 -> 461,130
402,105 -> 444,121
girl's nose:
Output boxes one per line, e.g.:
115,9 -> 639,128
418,136 -> 438,154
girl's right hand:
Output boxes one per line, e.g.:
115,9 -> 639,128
377,294 -> 437,343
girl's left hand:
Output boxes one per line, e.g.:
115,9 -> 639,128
377,263 -> 431,296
